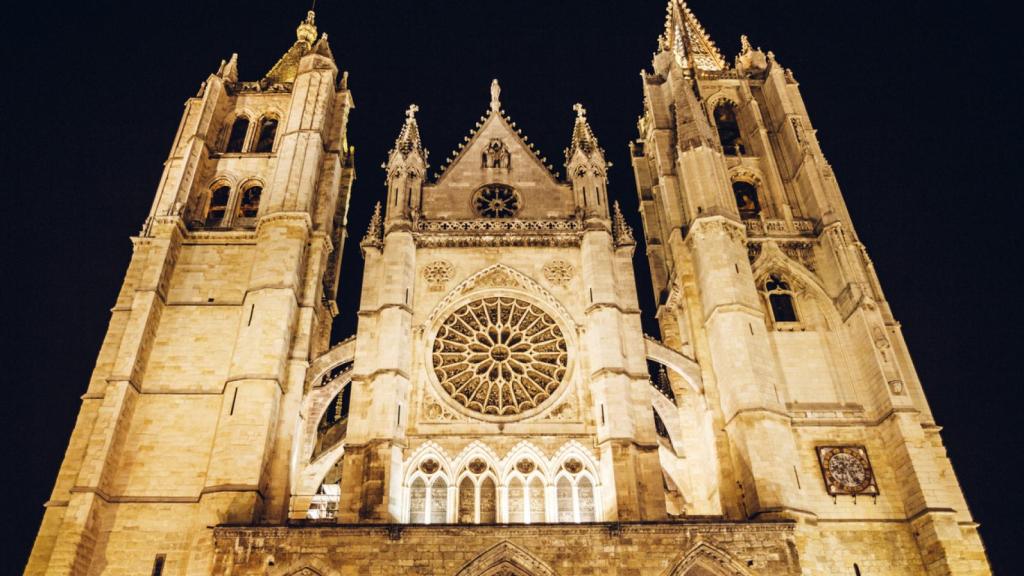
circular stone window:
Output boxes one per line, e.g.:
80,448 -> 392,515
431,296 -> 568,419
472,184 -> 520,218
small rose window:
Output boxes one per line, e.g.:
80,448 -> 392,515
473,184 -> 520,218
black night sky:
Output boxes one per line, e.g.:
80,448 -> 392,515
3,1 -> 1019,573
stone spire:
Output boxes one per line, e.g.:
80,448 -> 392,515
567,103 -> 601,160
663,0 -> 726,71
612,201 -> 636,247
360,201 -> 384,251
392,104 -> 425,159
263,10 -> 331,84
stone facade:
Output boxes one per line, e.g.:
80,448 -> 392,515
26,3 -> 991,576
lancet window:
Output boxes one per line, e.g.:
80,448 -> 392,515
205,185 -> 231,226
225,116 -> 250,153
238,185 -> 262,219
713,101 -> 745,155
765,274 -> 798,324
408,458 -> 449,524
253,116 -> 278,153
457,458 -> 498,524
733,181 -> 760,219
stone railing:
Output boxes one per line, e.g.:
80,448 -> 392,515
413,217 -> 583,248
744,217 -> 815,238
415,218 -> 580,233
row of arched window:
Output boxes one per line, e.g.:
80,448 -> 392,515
222,114 -> 279,154
403,444 -> 601,525
713,101 -> 745,156
198,181 -> 262,227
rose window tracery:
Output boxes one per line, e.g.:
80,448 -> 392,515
432,297 -> 568,418
473,185 -> 520,218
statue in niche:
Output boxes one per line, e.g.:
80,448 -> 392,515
482,138 -> 511,170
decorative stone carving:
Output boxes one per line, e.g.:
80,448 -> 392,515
816,446 -> 879,497
422,396 -> 461,422
432,297 -> 568,419
542,260 -> 574,287
419,459 -> 440,475
563,458 -> 583,474
422,260 -> 455,291
515,459 -> 536,474
473,268 -> 521,289
542,401 -> 576,421
473,184 -> 519,218
468,458 -> 488,474
780,241 -> 816,272
482,139 -> 511,169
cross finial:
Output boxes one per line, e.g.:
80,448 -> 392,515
490,79 -> 501,111
573,103 -> 587,119
406,104 -> 419,119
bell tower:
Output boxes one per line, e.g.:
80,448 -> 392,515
630,1 -> 991,573
26,11 -> 355,576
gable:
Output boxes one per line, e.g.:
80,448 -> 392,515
423,112 -> 574,220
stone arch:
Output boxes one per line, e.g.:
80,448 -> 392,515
425,263 -> 576,330
454,541 -> 559,576
643,336 -> 702,394
501,441 -> 552,480
664,542 -> 754,576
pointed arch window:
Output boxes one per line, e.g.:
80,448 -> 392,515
238,185 -> 262,219
225,117 -> 250,153
733,181 -> 761,219
765,274 -> 798,324
456,459 -> 498,524
553,458 -> 598,523
253,117 -> 278,153
205,185 -> 231,226
408,458 -> 449,524
713,102 -> 745,156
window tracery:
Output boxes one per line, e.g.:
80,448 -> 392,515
473,185 -> 520,218
431,297 -> 568,419
764,274 -> 798,324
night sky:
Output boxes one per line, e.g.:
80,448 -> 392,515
3,1 -> 1018,572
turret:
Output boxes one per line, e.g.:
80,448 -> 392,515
384,105 -> 428,223
565,104 -> 609,217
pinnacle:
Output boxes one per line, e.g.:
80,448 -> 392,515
566,103 -> 603,165
664,0 -> 726,71
392,104 -> 425,159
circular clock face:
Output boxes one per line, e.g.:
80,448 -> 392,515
431,296 -> 568,420
826,450 -> 871,492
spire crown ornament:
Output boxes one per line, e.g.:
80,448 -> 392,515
296,10 -> 318,45
612,201 -> 636,247
361,202 -> 384,250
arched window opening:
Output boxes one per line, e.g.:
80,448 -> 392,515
253,117 -> 278,153
733,181 -> 761,219
429,477 -> 448,524
527,477 -> 545,524
577,476 -> 595,522
508,477 -> 525,523
479,476 -> 497,523
556,477 -> 574,522
313,384 -> 350,458
205,185 -> 231,226
714,102 -> 745,155
458,476 -> 475,524
409,478 -> 427,524
765,274 -> 798,323
225,117 -> 250,153
238,186 -> 262,219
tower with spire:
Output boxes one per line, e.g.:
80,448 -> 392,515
629,1 -> 991,574
25,11 -> 355,576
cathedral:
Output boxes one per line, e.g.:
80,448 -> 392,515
26,3 -> 992,575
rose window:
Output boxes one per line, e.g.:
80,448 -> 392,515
473,185 -> 520,218
432,297 -> 568,418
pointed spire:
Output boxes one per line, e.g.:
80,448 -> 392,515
360,202 -> 384,251
392,104 -> 425,158
569,103 -> 600,157
613,202 -> 636,247
217,53 -> 239,82
263,11 -> 329,84
490,79 -> 502,112
664,0 -> 726,71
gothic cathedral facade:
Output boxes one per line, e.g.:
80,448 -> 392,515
27,4 -> 991,576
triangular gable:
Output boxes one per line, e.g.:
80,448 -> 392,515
434,107 -> 561,186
